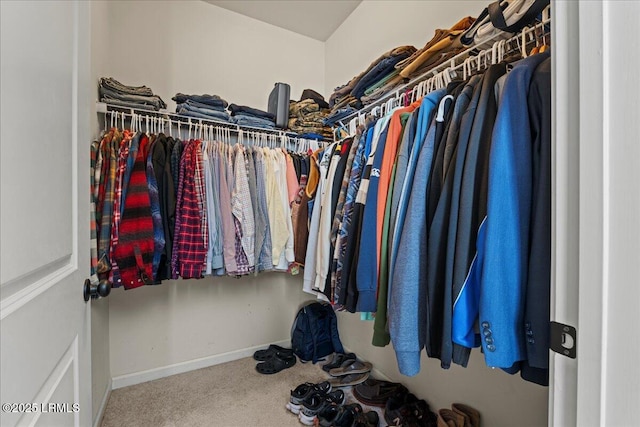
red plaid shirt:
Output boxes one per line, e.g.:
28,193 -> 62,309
172,140 -> 207,279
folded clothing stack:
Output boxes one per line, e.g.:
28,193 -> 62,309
325,16 -> 480,113
359,16 -> 476,104
173,93 -> 231,123
99,77 -> 166,111
288,89 -> 333,140
322,107 -> 357,128
327,45 -> 416,111
229,103 -> 276,129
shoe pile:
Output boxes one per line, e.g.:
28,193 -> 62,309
284,351 -> 481,426
286,380 -> 380,427
253,344 -> 297,374
324,353 -> 372,388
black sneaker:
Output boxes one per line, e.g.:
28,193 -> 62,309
286,381 -> 331,415
353,410 -> 379,427
384,392 -> 436,427
298,390 -> 345,425
333,403 -> 364,427
316,402 -> 364,427
316,403 -> 342,427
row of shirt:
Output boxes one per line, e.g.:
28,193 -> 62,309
304,52 -> 551,386
90,131 -> 320,289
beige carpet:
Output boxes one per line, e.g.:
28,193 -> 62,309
101,356 -> 382,427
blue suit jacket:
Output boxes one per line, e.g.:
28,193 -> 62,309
453,52 -> 549,368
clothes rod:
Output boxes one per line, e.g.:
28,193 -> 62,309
335,17 -> 551,127
96,102 -> 330,143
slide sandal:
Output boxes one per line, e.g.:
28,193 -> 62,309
253,344 -> 294,361
328,372 -> 370,388
255,354 -> 297,374
322,352 -> 357,372
329,360 -> 372,376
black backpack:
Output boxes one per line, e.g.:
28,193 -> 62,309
291,302 -> 344,363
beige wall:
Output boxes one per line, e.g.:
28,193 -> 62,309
101,0 -> 325,111
326,2 -> 549,426
109,275 -> 309,378
94,0 -> 323,382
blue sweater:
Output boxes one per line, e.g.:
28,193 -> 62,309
355,125 -> 390,312
452,53 -> 549,368
387,89 -> 445,376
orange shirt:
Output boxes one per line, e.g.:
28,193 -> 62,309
376,100 -> 421,272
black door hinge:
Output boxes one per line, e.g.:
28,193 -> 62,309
550,321 -> 577,359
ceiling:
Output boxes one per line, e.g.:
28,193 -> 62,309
205,0 -> 362,41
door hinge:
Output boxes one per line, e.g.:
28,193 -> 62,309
550,321 -> 577,358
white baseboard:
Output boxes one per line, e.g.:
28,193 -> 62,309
112,339 -> 290,390
93,378 -> 112,427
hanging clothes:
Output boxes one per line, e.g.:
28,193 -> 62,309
92,125 -> 322,284
307,47 -> 551,385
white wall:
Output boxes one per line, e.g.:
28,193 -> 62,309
101,0 -> 325,111
325,0 -> 483,97
97,0 -> 323,380
326,2 -> 549,426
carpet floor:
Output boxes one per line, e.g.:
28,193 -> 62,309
100,356 -> 383,427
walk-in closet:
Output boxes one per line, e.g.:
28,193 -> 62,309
1,1 -> 639,427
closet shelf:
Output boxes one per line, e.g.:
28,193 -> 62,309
334,16 -> 551,128
96,102 -> 331,143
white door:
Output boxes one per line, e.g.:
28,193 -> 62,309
0,1 -> 92,426
551,1 -> 640,426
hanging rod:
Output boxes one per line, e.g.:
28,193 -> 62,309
334,16 -> 551,128
96,102 -> 330,144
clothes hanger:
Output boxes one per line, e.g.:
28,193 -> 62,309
398,92 -> 406,108
386,97 -> 394,114
539,26 -> 549,53
520,29 -> 528,58
462,57 -> 469,81
529,26 -> 541,56
497,39 -> 505,63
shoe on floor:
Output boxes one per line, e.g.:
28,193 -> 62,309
437,408 -> 465,427
298,390 -> 346,425
451,403 -> 480,427
328,360 -> 373,377
255,352 -> 296,374
322,352 -> 357,372
318,403 -> 363,427
286,381 -> 331,414
353,378 -> 407,407
253,344 -> 294,361
353,409 -> 379,427
327,372 -> 370,388
385,392 -> 436,427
